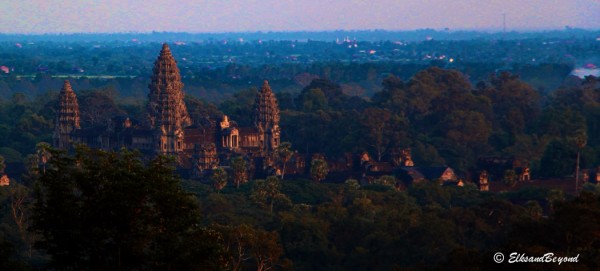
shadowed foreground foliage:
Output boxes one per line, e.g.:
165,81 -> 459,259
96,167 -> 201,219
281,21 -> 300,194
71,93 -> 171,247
32,146 -> 226,270
1,146 -> 600,270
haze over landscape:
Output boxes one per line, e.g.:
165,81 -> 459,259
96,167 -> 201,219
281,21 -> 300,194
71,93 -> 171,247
2,0 -> 600,33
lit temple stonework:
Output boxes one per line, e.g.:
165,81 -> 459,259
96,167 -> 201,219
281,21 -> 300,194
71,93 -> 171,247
147,43 -> 191,155
53,43 -> 281,177
53,80 -> 80,149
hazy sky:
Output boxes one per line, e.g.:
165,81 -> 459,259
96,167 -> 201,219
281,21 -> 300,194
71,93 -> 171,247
1,0 -> 599,33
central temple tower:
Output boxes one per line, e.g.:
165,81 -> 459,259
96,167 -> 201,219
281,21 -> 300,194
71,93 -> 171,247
147,43 -> 191,155
53,80 -> 80,149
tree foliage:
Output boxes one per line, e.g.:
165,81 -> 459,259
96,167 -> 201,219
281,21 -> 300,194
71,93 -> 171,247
230,156 -> 249,189
310,159 -> 329,182
274,142 -> 294,180
211,167 -> 229,193
32,146 -> 226,270
251,176 -> 288,213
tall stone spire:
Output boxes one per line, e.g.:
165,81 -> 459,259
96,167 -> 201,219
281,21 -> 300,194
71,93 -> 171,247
147,43 -> 191,154
253,80 -> 280,129
54,80 -> 80,148
148,43 -> 191,128
253,80 -> 280,154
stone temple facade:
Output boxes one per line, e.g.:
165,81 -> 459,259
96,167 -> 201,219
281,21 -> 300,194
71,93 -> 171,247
53,43 -> 281,177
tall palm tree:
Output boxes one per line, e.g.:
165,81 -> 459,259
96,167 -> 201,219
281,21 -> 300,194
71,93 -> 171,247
36,142 -> 52,174
573,129 -> 587,194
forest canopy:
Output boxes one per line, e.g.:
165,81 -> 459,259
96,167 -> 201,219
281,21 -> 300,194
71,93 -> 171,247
1,36 -> 600,269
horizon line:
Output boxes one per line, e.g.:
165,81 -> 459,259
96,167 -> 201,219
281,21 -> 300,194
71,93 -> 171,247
2,27 -> 600,36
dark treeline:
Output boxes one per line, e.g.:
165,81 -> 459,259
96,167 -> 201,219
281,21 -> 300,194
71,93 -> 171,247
1,146 -> 599,270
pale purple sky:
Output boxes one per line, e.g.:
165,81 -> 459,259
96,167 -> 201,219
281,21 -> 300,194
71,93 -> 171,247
1,0 -> 599,33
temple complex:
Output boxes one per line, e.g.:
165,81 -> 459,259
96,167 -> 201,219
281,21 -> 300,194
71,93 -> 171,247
53,43 -> 281,177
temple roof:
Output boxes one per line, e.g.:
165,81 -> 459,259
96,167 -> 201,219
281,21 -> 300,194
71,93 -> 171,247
60,80 -> 74,94
161,43 -> 171,55
260,80 -> 273,94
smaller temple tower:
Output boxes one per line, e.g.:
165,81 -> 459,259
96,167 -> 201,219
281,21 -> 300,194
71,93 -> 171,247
53,80 -> 80,149
253,80 -> 280,156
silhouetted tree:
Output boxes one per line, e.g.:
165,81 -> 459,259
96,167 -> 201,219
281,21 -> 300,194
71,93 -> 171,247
33,146 -> 226,270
